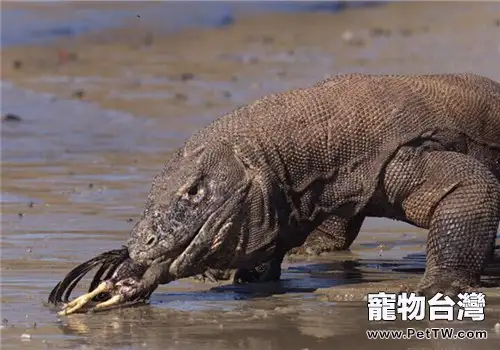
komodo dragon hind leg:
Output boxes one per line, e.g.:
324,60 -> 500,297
383,147 -> 500,298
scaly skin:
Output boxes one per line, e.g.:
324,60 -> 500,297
51,73 -> 500,314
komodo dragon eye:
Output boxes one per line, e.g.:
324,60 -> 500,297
187,184 -> 200,196
183,182 -> 205,202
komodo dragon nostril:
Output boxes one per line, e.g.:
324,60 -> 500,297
145,235 -> 157,247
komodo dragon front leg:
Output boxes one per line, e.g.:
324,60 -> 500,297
382,146 -> 500,297
287,215 -> 365,255
233,215 -> 366,284
194,215 -> 365,284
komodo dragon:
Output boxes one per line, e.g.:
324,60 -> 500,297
52,73 -> 500,315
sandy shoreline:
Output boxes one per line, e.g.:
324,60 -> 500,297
2,2 -> 499,123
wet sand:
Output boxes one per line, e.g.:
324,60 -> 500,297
2,1 -> 500,349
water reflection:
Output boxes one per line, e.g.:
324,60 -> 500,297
56,291 -> 500,350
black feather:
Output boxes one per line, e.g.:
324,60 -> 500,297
48,247 -> 129,305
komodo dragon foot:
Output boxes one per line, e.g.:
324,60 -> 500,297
192,268 -> 233,283
192,260 -> 282,284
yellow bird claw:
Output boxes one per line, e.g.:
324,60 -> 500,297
58,281 -> 114,316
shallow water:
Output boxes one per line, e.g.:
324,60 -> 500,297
2,2 -> 500,349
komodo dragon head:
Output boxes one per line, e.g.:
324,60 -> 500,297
126,139 -> 282,284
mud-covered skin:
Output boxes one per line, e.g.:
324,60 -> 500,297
126,73 -> 500,299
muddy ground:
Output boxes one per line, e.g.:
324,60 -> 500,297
2,1 -> 500,349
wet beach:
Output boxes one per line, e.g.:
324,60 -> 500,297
2,1 -> 500,349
